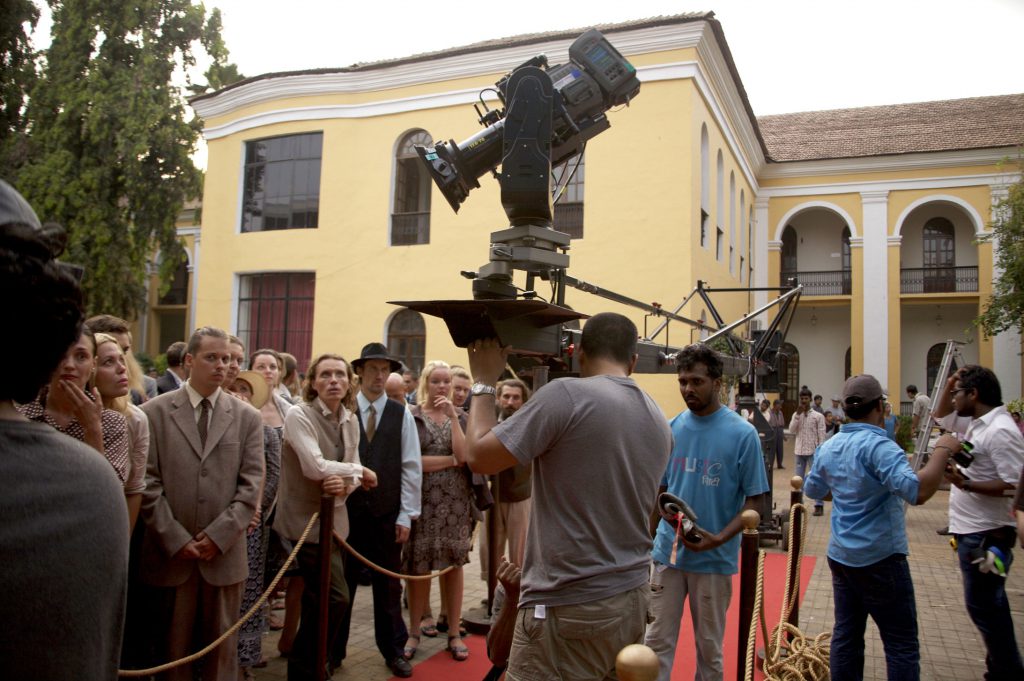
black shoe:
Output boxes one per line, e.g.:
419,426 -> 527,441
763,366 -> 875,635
777,465 -> 784,469
813,506 -> 824,516
936,526 -> 950,536
388,656 -> 414,678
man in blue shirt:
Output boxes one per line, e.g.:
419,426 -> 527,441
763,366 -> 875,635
804,374 -> 955,681
644,344 -> 769,681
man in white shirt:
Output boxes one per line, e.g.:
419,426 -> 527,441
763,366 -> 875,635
906,384 -> 931,438
941,365 -> 1024,679
790,387 -> 827,515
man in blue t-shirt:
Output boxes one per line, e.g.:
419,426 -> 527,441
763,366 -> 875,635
644,344 -> 769,681
804,374 -> 955,681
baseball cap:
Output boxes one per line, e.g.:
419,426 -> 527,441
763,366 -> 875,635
842,374 -> 884,407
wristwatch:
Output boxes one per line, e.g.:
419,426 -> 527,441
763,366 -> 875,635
471,382 -> 496,397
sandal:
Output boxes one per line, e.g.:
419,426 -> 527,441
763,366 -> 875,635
447,636 -> 469,662
419,616 -> 438,638
436,615 -> 468,638
403,634 -> 420,661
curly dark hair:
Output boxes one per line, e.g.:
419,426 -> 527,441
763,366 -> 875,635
1,246 -> 83,403
675,343 -> 723,379
957,365 -> 1002,407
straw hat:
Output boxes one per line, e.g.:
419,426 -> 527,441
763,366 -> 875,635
232,370 -> 270,409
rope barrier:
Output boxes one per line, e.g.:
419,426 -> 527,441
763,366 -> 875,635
332,529 -> 455,581
743,503 -> 831,681
118,512 -> 320,677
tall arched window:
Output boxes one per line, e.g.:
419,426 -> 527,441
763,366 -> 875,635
552,152 -> 585,239
739,190 -> 746,282
845,346 -> 852,381
716,151 -> 724,261
781,225 -> 798,284
700,125 -> 709,249
926,342 -> 958,397
387,309 -> 426,375
779,342 -> 800,418
923,217 -> 955,292
729,172 -> 736,274
391,130 -> 432,245
841,226 -> 851,294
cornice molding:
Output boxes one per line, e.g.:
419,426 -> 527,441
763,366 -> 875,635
888,236 -> 902,245
192,23 -> 705,121
759,148 -> 1016,180
758,172 -> 1017,199
848,237 -> 864,247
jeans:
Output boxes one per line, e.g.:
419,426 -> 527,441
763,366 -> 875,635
828,554 -> 919,681
955,529 -> 1024,680
795,455 -> 823,508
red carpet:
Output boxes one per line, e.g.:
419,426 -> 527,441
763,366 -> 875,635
391,553 -> 816,680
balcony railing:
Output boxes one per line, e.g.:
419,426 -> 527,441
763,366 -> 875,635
900,266 -> 978,294
390,212 -> 430,245
780,269 -> 851,296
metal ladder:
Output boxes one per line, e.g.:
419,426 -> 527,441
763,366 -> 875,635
909,339 -> 966,472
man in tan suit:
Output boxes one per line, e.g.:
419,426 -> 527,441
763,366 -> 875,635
141,326 -> 264,681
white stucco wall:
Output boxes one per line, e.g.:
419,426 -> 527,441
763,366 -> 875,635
784,305 -> 851,397
898,303 -> 980,395
787,208 -> 849,271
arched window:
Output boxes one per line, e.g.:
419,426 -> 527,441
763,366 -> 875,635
729,172 -> 736,274
387,309 -> 426,375
739,190 -> 746,282
926,342 -> 958,397
391,130 -> 432,245
778,342 -> 800,418
552,152 -> 584,239
700,125 -> 709,248
845,346 -> 852,381
716,151 -> 724,261
923,217 -> 955,292
841,226 -> 851,294
781,225 -> 798,283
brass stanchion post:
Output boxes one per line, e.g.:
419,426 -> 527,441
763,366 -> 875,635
787,476 -> 804,634
736,509 -> 760,680
316,495 -> 334,681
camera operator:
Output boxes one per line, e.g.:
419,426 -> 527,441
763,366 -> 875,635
939,365 -> 1024,679
804,375 -> 954,681
0,179 -> 129,680
464,312 -> 672,680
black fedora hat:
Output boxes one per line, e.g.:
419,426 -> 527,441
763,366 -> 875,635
352,342 -> 402,373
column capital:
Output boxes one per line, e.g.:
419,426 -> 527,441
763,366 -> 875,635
860,190 -> 890,204
753,196 -> 770,210
887,235 -> 902,246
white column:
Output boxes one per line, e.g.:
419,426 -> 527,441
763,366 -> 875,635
189,233 -> 201,333
753,196 -> 770,318
989,183 -> 1022,397
861,191 -> 889,380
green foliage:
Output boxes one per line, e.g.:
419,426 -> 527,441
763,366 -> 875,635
10,0 -> 239,321
1007,397 -> 1024,415
976,153 -> 1024,337
895,415 -> 913,452
0,0 -> 40,170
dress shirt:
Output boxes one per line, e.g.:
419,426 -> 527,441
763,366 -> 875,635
357,391 -> 422,528
183,381 -> 222,427
789,408 -> 826,456
286,397 -> 364,484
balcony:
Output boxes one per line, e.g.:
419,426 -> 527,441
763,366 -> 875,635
780,269 -> 851,296
390,212 -> 430,245
900,266 -> 978,294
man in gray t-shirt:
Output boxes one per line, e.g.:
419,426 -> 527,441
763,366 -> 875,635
465,312 -> 672,680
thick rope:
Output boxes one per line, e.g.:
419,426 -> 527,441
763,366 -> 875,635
333,529 -> 454,581
118,512 -> 319,677
744,503 -> 831,681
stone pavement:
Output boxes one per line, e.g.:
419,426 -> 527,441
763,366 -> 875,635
254,456 -> 1024,680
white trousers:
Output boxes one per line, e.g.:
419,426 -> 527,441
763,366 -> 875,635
643,562 -> 732,681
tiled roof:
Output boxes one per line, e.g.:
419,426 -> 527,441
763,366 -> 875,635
758,94 -> 1024,162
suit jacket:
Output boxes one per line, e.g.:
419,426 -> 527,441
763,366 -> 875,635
140,388 -> 264,587
156,370 -> 181,395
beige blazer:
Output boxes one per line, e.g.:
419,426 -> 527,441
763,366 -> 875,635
140,388 -> 265,587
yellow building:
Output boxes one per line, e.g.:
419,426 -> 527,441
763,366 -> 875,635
189,13 -> 1023,413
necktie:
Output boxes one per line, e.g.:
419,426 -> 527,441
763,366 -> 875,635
198,398 -> 211,449
366,404 -> 377,442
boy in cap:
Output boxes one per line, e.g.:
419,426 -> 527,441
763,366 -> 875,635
804,374 -> 957,681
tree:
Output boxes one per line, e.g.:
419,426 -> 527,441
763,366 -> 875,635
13,0 -> 241,320
976,154 -> 1024,338
0,0 -> 40,170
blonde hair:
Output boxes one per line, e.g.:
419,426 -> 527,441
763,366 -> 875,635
416,360 -> 452,407
93,333 -> 130,414
450,365 -> 472,383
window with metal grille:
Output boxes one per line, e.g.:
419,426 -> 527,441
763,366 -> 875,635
387,309 -> 426,375
241,133 -> 322,233
391,131 -> 433,245
237,272 -> 315,372
552,153 -> 584,239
